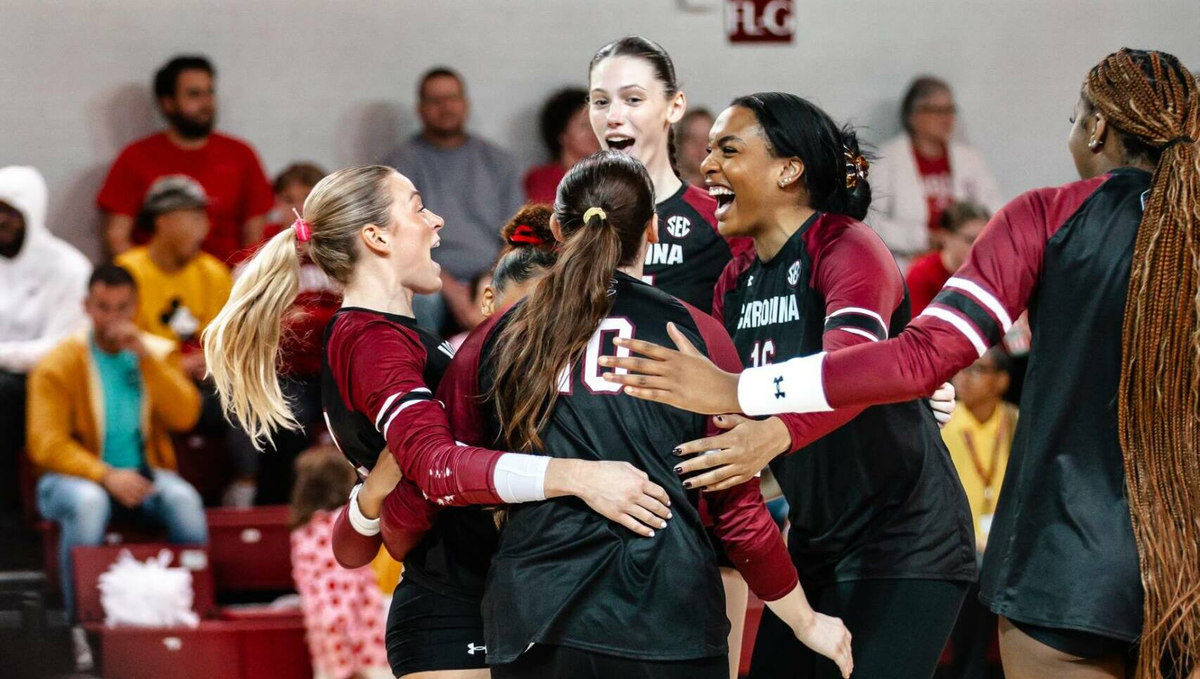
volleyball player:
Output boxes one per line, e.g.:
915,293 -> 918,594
440,150 -> 852,679
602,50 -> 1200,679
201,166 -> 673,679
602,94 -> 977,679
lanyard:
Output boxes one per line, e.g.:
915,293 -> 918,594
961,407 -> 1011,513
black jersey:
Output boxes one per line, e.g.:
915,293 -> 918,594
645,182 -> 753,313
809,169 -> 1152,640
714,213 -> 976,585
441,273 -> 796,664
321,308 -> 500,603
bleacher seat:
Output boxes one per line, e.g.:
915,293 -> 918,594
71,544 -> 311,679
205,506 -> 294,592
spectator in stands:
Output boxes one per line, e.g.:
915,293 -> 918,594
904,200 -> 990,315
0,166 -> 91,520
114,175 -> 232,381
290,446 -> 390,679
27,264 -> 206,665
523,87 -> 599,203
940,347 -> 1016,678
675,107 -> 715,188
226,163 -> 338,506
868,76 -> 1004,269
97,54 -> 273,264
384,67 -> 523,332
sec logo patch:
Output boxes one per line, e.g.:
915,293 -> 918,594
666,215 -> 691,238
787,260 -> 801,287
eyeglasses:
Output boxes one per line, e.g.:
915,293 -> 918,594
916,104 -> 957,116
961,363 -> 1001,376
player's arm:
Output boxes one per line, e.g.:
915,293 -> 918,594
341,319 -> 672,536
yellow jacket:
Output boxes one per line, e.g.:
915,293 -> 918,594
26,330 -> 201,482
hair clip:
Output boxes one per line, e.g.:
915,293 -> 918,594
844,149 -> 870,189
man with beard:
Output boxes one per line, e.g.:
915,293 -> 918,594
97,55 -> 273,264
384,67 -> 523,333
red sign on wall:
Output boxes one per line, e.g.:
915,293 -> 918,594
725,0 -> 795,44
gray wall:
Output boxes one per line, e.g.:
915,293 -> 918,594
2,0 -> 1197,261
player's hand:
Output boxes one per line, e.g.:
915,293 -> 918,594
672,415 -> 791,492
795,612 -> 854,678
599,322 -> 741,416
358,449 -> 403,520
568,460 -> 673,538
929,382 -> 956,429
102,468 -> 153,508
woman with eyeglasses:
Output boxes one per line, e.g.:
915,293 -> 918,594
869,77 -> 1004,269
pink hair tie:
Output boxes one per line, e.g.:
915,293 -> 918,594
291,208 -> 312,243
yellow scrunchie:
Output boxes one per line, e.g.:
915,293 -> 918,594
582,206 -> 607,224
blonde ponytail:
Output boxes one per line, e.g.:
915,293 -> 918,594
202,228 -> 302,449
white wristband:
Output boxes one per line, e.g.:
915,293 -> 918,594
738,353 -> 832,416
492,453 -> 550,503
347,484 -> 381,536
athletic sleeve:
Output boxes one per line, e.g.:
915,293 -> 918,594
683,304 -> 799,601
769,219 -> 902,451
737,177 -> 1108,414
332,479 -> 440,567
331,496 -> 381,569
330,317 -> 506,506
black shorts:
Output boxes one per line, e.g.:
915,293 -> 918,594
1009,618 -> 1136,660
386,578 -> 487,677
491,643 -> 727,679
749,578 -> 969,679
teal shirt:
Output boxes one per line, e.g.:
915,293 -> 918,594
90,337 -> 144,470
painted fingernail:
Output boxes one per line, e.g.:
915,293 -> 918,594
715,415 -> 725,423
672,446 -> 682,455
647,529 -> 655,537
667,511 -> 672,519
682,480 -> 693,489
674,465 -> 683,474
660,520 -> 668,528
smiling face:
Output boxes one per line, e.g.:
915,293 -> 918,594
588,56 -> 684,173
701,105 -> 797,239
384,173 -> 445,295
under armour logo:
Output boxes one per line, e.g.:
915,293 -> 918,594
467,643 -> 487,655
773,376 -> 786,399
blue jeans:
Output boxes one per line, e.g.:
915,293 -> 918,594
36,469 -> 208,620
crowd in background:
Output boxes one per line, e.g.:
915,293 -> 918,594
0,53 -> 1024,677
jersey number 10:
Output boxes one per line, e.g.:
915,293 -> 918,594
750,339 -> 776,368
558,317 -> 635,394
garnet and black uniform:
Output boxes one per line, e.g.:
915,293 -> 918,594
440,273 -> 797,678
713,212 -> 976,679
645,182 -> 753,313
320,307 -> 501,676
764,169 -> 1153,655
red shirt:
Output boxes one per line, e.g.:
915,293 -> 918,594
904,251 -> 952,316
97,131 -> 274,263
914,146 -> 953,234
522,162 -> 567,204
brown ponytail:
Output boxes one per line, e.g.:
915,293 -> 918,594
490,151 -> 655,451
1086,48 -> 1200,677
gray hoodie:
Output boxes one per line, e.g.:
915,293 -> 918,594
0,166 -> 92,373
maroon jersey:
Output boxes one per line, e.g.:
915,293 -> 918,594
791,169 -> 1151,639
645,182 -> 753,313
441,273 -> 796,663
321,307 -> 501,601
714,212 -> 975,584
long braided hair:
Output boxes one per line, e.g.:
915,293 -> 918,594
1087,48 -> 1200,677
